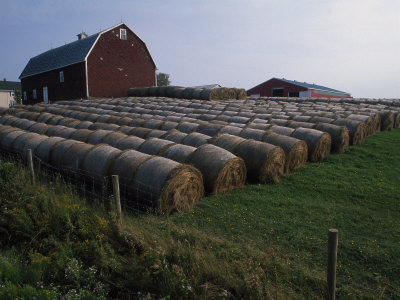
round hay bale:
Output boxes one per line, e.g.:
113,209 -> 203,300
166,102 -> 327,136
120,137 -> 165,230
57,127 -> 77,139
138,138 -> 175,155
10,118 -> 32,130
29,123 -> 50,134
287,121 -> 316,129
163,129 -> 187,143
210,133 -> 244,152
68,111 -> 81,119
182,132 -> 211,147
315,123 -> 349,154
97,115 -> 112,123
228,116 -> 250,124
2,116 -> 19,125
291,115 -> 311,122
46,125 -> 67,136
129,127 -> 152,138
177,122 -> 199,133
105,115 -> 122,124
57,118 -> 75,126
309,116 -> 334,124
239,128 -> 269,141
198,114 -> 216,122
83,144 -> 121,179
270,125 -> 295,136
115,136 -> 145,150
74,112 -> 89,121
200,89 -> 220,101
114,117 -> 132,126
88,123 -> 108,130
75,121 -> 93,129
148,86 -> 158,96
143,119 -> 164,129
21,135 -> 49,161
47,115 -> 64,125
129,118 -> 146,127
85,129 -> 112,145
165,86 -> 181,98
37,113 -> 54,124
347,114 -> 376,136
232,138 -> 285,183
263,133 -> 308,173
11,132 -> 39,153
173,87 -> 186,98
196,123 -> 224,137
392,112 -> 400,128
34,136 -> 65,164
333,118 -> 366,145
146,129 -> 167,138
127,87 -> 143,97
49,139 -> 79,168
161,144 -> 197,163
214,114 -> 232,122
161,121 -> 179,131
130,156 -> 204,213
246,123 -> 271,130
118,126 -> 135,135
66,120 -> 81,129
21,112 -> 40,121
235,88 -> 247,100
0,115 -> 15,124
192,88 -> 203,100
185,144 -> 246,194
291,128 -> 331,162
16,119 -> 36,130
182,88 -> 195,100
70,129 -> 94,143
219,125 -> 242,136
59,142 -> 95,171
379,111 -> 394,131
101,131 -> 128,147
270,119 -> 288,126
85,114 -> 101,122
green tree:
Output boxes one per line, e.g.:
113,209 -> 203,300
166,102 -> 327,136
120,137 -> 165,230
156,72 -> 171,86
13,89 -> 22,105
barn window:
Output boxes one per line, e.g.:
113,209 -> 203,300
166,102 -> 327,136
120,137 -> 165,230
23,91 -> 27,101
33,89 -> 37,99
120,29 -> 127,40
59,71 -> 64,82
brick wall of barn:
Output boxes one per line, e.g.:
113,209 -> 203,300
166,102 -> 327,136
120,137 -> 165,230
87,24 -> 156,98
21,62 -> 87,104
247,78 -> 308,97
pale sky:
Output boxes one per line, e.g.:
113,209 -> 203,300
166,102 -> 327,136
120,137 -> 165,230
1,0 -> 399,98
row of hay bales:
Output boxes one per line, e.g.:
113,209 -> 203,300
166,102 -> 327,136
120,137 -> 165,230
127,86 -> 247,100
0,124 -> 204,213
1,107 -> 305,176
0,109 -> 289,187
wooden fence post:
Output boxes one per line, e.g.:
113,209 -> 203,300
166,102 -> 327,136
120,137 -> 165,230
27,149 -> 35,184
112,175 -> 122,226
327,229 -> 338,300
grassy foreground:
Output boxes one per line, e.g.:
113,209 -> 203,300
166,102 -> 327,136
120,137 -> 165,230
0,129 -> 399,299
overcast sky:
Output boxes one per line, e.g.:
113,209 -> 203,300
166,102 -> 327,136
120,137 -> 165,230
1,0 -> 399,98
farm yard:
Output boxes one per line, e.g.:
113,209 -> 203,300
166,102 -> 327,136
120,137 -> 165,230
0,95 -> 399,299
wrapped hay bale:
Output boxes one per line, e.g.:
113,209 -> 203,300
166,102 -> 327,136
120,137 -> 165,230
2,116 -> 18,125
177,122 -> 199,133
239,128 -> 269,141
116,117 -> 134,126
219,125 -> 242,136
228,116 -> 249,124
115,154 -> 203,213
287,121 -> 316,129
185,144 -> 246,194
37,113 -> 54,124
85,114 -> 101,122
70,129 -> 94,143
50,139 -> 79,168
291,115 -> 311,122
315,123 -> 349,154
161,144 -> 197,163
58,118 -> 76,126
76,121 -> 93,129
161,121 -> 179,131
115,136 -> 145,150
270,125 -> 295,136
246,123 -> 271,130
182,88 -> 195,100
182,132 -> 211,147
21,135 -> 49,161
83,144 -> 121,180
11,132 -> 39,153
379,111 -> 394,131
347,114 -> 376,136
173,87 -> 186,98
46,125 -> 67,136
29,123 -> 50,134
16,119 -> 36,131
143,119 -> 164,129
333,118 -> 366,145
162,129 -> 187,143
34,136 -> 65,164
59,142 -> 95,171
200,89 -> 220,101
263,133 -> 308,173
291,128 -> 331,162
66,120 -> 81,129
192,89 -> 203,100
47,115 -> 64,125
146,129 -> 167,138
138,138 -> 175,155
310,116 -> 334,124
127,127 -> 150,138
101,131 -> 128,147
392,111 -> 400,128
1,130 -> 27,152
196,123 -> 224,137
20,112 -> 40,121
127,87 -> 143,97
0,115 -> 15,124
57,128 -> 77,139
148,86 -> 158,96
270,119 -> 289,126
235,88 -> 247,100
165,86 -> 181,98
210,133 -> 244,152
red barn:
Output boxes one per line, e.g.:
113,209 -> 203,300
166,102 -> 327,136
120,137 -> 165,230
247,78 -> 351,99
19,23 -> 156,104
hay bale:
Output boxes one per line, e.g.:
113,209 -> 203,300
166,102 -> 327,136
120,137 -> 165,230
0,115 -> 15,124
47,115 -> 64,125
75,121 -> 93,129
246,123 -> 271,130
11,132 -> 39,153
263,133 -> 308,173
347,114 -> 376,136
36,113 -> 54,123
127,156 -> 203,213
235,88 -> 247,100
165,86 -> 181,98
182,88 -> 195,100
291,128 -> 331,162
163,129 -> 187,143
143,119 -> 164,129
21,135 -> 49,161
270,119 -> 288,126
138,138 -> 175,155
28,123 -> 50,134
310,116 -> 334,124
392,112 -> 400,128
0,130 -> 28,152
161,144 -> 197,163
161,121 -> 179,131
116,136 -> 145,150
239,128 -> 269,141
146,129 -> 167,138
196,123 -> 223,137
57,128 -> 77,139
228,116 -> 250,124
287,121 -> 316,129
59,142 -> 95,171
129,118 -> 146,127
2,116 -> 18,125
333,118 -> 366,145
83,144 -> 121,179
46,125 -> 67,136
34,136 -> 65,164
101,131 -> 128,147
200,89 -> 220,101
129,127 -> 152,138
70,129 -> 94,143
210,133 -> 244,152
219,125 -> 242,136
50,139 -> 79,168
182,132 -> 211,147
315,123 -> 349,154
148,86 -> 158,96
379,111 -> 394,131
57,118 -> 75,126
127,87 -> 143,97
177,122 -> 199,133
115,117 -> 133,126
292,115 -> 311,122
66,120 -> 81,128
185,144 -> 246,194
270,125 -> 295,136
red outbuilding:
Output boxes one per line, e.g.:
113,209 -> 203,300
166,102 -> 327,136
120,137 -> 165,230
247,78 -> 351,98
19,23 -> 156,104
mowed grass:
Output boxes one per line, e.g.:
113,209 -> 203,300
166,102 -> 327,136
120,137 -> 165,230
0,129 -> 399,299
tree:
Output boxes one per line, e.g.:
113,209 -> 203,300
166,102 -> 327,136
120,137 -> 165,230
13,89 -> 22,105
156,72 -> 170,86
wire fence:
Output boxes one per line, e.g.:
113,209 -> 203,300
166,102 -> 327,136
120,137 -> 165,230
0,147 -> 399,299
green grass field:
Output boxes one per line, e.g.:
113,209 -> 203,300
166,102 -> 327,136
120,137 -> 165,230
0,129 -> 399,299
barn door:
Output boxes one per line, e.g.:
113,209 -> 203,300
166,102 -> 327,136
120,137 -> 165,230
43,87 -> 48,103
